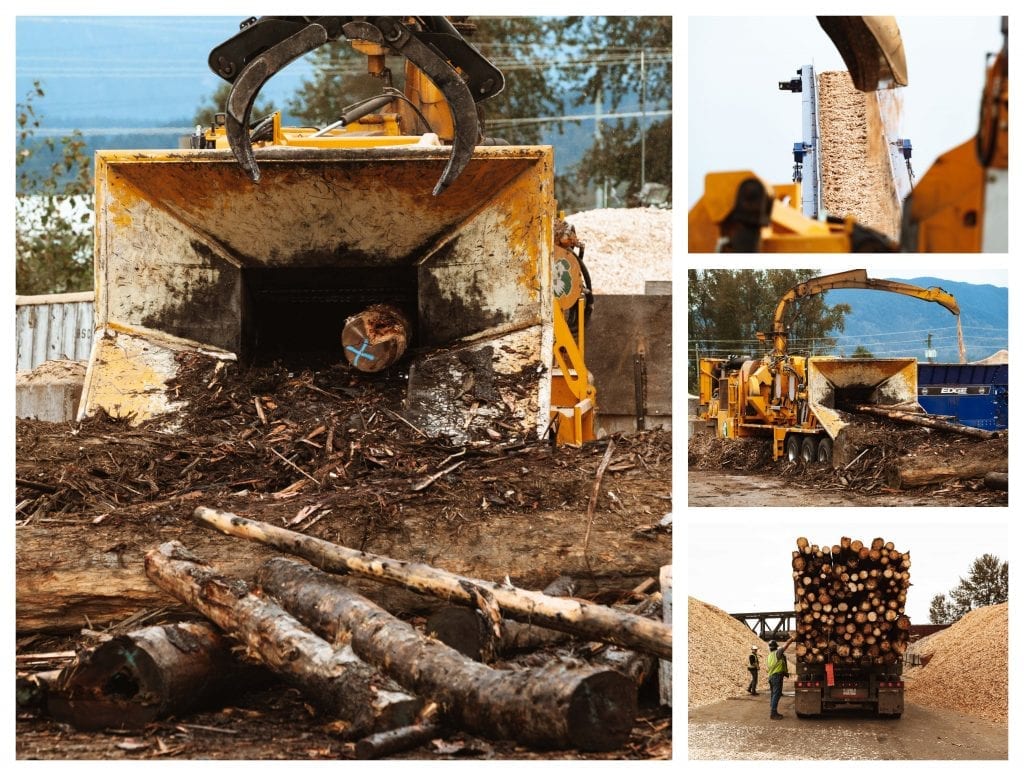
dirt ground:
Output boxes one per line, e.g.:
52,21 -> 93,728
16,355 -> 672,760
688,687 -> 1007,760
687,470 -> 984,507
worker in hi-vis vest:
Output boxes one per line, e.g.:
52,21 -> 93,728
766,635 -> 795,719
747,645 -> 760,695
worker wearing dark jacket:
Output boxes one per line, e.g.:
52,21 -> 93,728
747,646 -> 760,694
766,636 -> 795,719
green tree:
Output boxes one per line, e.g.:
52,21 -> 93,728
687,269 -> 851,391
193,81 -> 277,127
851,345 -> 875,358
16,82 -> 93,295
928,553 -> 1008,624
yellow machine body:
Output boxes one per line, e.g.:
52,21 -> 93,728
80,144 -> 603,444
697,355 -> 917,463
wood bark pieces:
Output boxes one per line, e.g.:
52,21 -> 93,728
144,542 -> 421,736
817,70 -> 901,240
902,603 -> 1007,723
194,507 -> 672,660
256,557 -> 638,751
792,537 -> 911,666
44,621 -> 256,731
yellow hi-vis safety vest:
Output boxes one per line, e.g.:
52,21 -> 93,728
766,650 -> 788,676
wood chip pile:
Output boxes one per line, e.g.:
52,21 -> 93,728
817,71 -> 901,241
903,603 -> 1007,723
688,597 -> 765,709
564,208 -> 671,294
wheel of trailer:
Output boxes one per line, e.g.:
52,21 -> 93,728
785,435 -> 801,462
816,437 -> 833,464
800,436 -> 818,462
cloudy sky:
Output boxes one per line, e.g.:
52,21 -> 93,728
687,517 -> 1008,626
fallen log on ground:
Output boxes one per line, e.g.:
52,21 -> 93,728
886,459 -> 1007,489
426,576 -> 578,661
853,404 -> 1001,439
984,471 -> 1009,491
195,507 -> 672,660
43,621 -> 262,730
144,541 -> 421,736
355,720 -> 446,759
257,557 -> 638,751
16,506 -> 666,634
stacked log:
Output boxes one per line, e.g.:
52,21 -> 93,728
792,536 -> 911,665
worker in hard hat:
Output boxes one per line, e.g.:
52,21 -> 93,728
747,645 -> 760,695
766,635 -> 795,720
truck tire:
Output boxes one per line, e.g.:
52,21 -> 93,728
816,437 -> 833,464
800,436 -> 818,462
785,435 -> 801,462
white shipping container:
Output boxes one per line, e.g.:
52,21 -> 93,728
15,292 -> 94,372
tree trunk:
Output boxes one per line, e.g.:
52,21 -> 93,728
16,507 -> 665,634
425,576 -> 579,661
44,621 -> 264,731
886,459 -> 1004,488
194,507 -> 672,660
354,721 -> 445,759
144,541 -> 421,737
852,404 -> 1002,439
984,471 -> 1009,491
256,556 -> 638,752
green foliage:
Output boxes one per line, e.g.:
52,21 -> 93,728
16,81 -> 94,295
851,345 -> 875,358
687,269 -> 851,391
928,553 -> 1008,624
194,81 -> 277,127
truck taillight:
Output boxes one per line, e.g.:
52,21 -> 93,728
796,681 -> 822,688
880,681 -> 904,688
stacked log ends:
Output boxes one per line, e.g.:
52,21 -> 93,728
792,536 -> 911,666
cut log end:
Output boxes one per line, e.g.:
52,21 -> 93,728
566,670 -> 637,752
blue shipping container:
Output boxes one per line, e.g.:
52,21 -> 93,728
917,363 -> 1008,430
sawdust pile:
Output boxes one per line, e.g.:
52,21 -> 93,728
16,359 -> 85,382
903,603 -> 1007,722
565,208 -> 672,294
688,597 -> 766,708
817,71 -> 901,240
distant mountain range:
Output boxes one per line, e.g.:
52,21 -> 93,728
826,278 -> 1008,363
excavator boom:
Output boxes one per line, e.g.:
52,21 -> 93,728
769,269 -> 959,356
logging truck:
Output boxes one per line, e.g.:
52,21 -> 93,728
696,269 -> 961,466
792,536 -> 910,719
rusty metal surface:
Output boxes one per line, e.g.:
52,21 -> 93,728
584,295 -> 672,420
85,145 -> 555,431
807,357 -> 917,441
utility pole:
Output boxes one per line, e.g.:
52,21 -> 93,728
925,333 -> 937,363
640,48 -> 647,189
594,86 -> 604,208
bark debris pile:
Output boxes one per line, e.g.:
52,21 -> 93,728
564,208 -> 671,294
792,537 -> 910,665
687,596 -> 766,709
817,70 -> 901,240
903,603 -> 1007,723
688,414 -> 1007,505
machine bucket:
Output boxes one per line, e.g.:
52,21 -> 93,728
806,357 -> 918,462
81,145 -> 556,442
817,16 -> 908,90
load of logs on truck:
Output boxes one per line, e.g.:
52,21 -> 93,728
792,536 -> 910,718
695,269 -> 1003,467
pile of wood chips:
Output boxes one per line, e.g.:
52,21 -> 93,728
564,208 -> 672,294
687,597 -> 766,708
903,603 -> 1007,723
